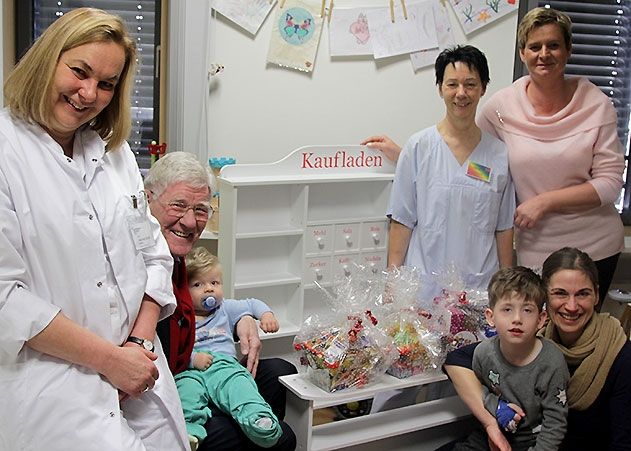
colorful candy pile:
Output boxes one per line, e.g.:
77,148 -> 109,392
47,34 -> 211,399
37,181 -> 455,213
434,289 -> 492,354
383,309 -> 443,379
294,312 -> 394,392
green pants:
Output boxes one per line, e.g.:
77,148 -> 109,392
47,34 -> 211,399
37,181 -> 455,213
175,352 -> 282,448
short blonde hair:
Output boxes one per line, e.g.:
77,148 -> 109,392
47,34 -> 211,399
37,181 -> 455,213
518,7 -> 572,51
4,7 -> 137,150
186,247 -> 221,281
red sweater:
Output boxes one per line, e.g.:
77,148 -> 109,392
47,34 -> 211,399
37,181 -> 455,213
158,258 -> 196,375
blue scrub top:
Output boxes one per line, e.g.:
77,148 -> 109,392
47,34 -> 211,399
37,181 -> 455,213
388,125 -> 515,299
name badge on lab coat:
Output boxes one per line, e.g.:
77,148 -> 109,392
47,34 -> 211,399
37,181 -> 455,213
126,192 -> 155,250
127,214 -> 155,250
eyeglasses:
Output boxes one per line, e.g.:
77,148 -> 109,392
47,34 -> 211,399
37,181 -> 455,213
152,193 -> 213,221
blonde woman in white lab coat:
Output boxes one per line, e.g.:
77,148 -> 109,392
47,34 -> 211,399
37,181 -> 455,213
0,8 -> 188,451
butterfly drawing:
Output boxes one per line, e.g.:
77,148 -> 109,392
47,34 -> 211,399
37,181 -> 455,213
284,13 -> 312,40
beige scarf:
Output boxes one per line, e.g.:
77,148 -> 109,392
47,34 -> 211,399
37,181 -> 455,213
543,313 -> 626,411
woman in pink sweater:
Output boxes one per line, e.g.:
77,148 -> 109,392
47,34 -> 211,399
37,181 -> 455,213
477,7 -> 624,307
364,7 -> 625,307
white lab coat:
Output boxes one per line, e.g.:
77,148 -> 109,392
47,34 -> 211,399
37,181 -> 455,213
0,110 -> 189,451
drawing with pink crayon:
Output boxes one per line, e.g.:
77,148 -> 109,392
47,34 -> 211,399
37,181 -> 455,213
349,13 -> 370,45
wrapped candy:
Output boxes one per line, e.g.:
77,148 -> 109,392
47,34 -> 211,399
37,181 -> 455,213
294,311 -> 395,392
428,265 -> 495,354
378,266 -> 443,378
383,309 -> 442,378
293,265 -> 397,392
434,290 -> 495,353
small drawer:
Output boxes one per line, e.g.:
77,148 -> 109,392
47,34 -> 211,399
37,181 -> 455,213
334,223 -> 360,252
360,252 -> 387,275
332,254 -> 360,279
360,221 -> 388,250
306,225 -> 334,255
304,256 -> 332,287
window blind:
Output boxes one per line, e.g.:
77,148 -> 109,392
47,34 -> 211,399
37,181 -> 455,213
16,0 -> 160,169
517,1 -> 631,218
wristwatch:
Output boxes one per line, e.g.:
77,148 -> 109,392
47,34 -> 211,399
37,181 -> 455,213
126,336 -> 155,352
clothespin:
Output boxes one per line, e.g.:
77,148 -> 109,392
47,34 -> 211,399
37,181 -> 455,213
390,0 -> 408,23
320,0 -> 326,18
328,0 -> 334,23
279,0 -> 286,8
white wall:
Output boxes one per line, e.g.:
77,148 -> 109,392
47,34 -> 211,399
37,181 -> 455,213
169,0 -> 518,165
0,2 -> 4,96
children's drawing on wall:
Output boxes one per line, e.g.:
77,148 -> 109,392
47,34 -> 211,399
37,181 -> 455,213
267,0 -> 324,72
410,0 -> 455,71
212,0 -> 277,35
449,0 -> 518,35
329,8 -> 379,57
367,0 -> 438,60
281,8 -> 316,44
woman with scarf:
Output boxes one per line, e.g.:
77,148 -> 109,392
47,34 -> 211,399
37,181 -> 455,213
442,247 -> 631,451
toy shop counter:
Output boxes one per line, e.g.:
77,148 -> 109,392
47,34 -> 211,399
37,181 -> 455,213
280,371 -> 446,409
279,372 -> 472,451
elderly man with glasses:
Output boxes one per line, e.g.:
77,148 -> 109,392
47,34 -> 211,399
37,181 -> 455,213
144,151 -> 297,451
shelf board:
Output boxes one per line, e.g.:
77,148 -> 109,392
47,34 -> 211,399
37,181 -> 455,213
303,282 -> 332,289
306,217 -> 388,225
280,372 -> 447,409
235,226 -> 304,239
310,396 -> 470,451
259,322 -> 300,340
234,273 -> 302,289
200,229 -> 218,240
222,173 -> 394,187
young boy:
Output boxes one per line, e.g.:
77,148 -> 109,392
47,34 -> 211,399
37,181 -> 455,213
174,247 -> 282,448
454,266 -> 569,450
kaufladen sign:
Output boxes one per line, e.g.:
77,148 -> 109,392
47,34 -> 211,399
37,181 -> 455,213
301,150 -> 382,169
219,145 -> 396,181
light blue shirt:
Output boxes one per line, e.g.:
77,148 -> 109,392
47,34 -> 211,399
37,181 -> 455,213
191,298 -> 272,362
388,126 -> 515,298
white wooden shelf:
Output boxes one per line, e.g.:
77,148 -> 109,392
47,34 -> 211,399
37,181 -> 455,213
216,145 -> 394,374
281,372 -> 447,408
218,145 -> 394,357
306,216 -> 388,226
216,146 -> 471,448
259,322 -> 301,340
280,373 -> 470,450
200,230 -> 218,240
234,273 -> 302,289
220,172 -> 395,186
236,228 -> 304,239
310,397 -> 470,451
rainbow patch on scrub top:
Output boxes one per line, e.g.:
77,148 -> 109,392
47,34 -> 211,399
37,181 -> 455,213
466,161 -> 491,183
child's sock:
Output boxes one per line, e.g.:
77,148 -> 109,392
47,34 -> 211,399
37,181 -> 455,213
242,415 -> 282,447
255,417 -> 274,429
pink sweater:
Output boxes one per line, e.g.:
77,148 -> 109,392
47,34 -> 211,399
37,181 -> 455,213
478,76 -> 624,267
